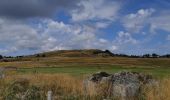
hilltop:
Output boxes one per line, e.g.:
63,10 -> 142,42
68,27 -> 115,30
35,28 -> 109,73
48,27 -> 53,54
32,49 -> 114,57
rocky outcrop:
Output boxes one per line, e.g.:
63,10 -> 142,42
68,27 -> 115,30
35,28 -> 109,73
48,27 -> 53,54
84,71 -> 155,100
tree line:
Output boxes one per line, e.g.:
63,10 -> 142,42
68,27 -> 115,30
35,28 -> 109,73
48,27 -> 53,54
0,51 -> 170,59
111,53 -> 170,58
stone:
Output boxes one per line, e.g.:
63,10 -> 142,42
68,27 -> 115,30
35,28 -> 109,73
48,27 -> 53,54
84,71 -> 155,100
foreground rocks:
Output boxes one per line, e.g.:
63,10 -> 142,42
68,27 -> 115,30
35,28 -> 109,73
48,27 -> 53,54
84,71 -> 156,100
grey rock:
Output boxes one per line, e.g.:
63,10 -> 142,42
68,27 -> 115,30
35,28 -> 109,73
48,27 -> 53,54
84,71 -> 155,100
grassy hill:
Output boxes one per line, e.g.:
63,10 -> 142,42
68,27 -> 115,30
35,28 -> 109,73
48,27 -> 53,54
0,49 -> 170,77
1,49 -> 170,68
32,49 -> 114,57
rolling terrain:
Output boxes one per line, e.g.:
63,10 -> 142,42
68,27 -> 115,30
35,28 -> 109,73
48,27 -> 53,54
0,49 -> 170,77
0,49 -> 170,99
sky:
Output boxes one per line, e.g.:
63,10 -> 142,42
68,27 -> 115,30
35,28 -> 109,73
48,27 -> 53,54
0,0 -> 170,56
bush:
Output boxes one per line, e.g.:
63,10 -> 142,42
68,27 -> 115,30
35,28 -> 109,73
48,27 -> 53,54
0,55 -> 3,59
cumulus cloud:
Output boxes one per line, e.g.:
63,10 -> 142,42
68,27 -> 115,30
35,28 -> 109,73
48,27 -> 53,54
43,19 -> 115,50
114,31 -> 138,44
123,8 -> 170,34
71,0 -> 120,22
0,0 -> 80,18
1,0 -> 170,56
150,13 -> 170,33
108,31 -> 139,54
0,18 -> 57,55
95,22 -> 111,29
0,0 -> 122,55
122,8 -> 155,33
0,17 -> 116,55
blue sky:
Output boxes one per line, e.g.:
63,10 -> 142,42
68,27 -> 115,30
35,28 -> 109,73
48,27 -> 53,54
0,0 -> 170,56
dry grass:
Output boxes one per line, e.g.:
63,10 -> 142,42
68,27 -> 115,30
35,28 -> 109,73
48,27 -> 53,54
145,78 -> 170,100
0,73 -> 118,99
1,74 -> 84,99
1,57 -> 170,68
0,73 -> 170,100
29,74 -> 84,97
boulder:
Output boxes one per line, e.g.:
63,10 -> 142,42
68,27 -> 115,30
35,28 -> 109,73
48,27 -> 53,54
84,71 -> 155,100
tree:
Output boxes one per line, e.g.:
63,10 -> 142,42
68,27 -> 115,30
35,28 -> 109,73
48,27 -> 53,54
143,54 -> 150,58
42,54 -> 46,57
162,54 -> 170,58
0,55 -> 3,59
104,50 -> 114,56
152,53 -> 159,58
166,54 -> 170,58
36,54 -> 40,57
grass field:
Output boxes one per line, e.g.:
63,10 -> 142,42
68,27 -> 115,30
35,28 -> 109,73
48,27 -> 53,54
0,56 -> 170,99
1,72 -> 170,100
1,57 -> 170,68
1,57 -> 170,77
17,66 -> 170,77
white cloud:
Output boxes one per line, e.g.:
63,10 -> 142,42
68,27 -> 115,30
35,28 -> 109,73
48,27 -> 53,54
95,22 -> 111,28
122,8 -> 155,33
2,3 -> 170,56
0,18 -> 57,55
71,0 -> 120,22
106,31 -> 139,54
123,8 -> 170,35
0,18 -> 117,55
42,19 -> 118,51
111,45 -> 118,51
150,13 -> 170,33
99,38 -> 108,44
115,31 -> 138,44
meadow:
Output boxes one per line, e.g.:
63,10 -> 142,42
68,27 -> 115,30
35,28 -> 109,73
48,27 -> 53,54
0,73 -> 170,100
17,66 -> 170,77
1,57 -> 170,77
0,56 -> 170,100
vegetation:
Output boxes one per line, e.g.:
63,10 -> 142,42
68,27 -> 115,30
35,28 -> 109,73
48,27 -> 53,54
0,74 -> 84,100
0,49 -> 170,99
28,49 -> 170,58
145,78 -> 170,100
0,74 -> 169,100
1,49 -> 170,59
0,55 -> 3,59
1,56 -> 170,68
15,66 -> 170,77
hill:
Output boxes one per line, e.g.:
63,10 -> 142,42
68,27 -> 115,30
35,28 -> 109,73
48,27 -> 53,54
1,49 -> 170,69
32,49 -> 114,57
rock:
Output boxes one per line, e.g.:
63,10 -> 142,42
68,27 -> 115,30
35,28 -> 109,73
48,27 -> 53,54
84,71 -> 155,100
90,72 -> 110,83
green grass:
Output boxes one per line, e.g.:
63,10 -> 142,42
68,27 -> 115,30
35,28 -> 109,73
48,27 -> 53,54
1,57 -> 170,68
1,56 -> 170,78
17,65 -> 170,77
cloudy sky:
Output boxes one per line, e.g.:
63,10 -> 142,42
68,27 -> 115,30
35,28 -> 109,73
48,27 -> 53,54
0,0 -> 170,56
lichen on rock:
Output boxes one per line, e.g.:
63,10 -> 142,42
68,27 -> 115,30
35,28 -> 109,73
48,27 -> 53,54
84,71 -> 155,100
